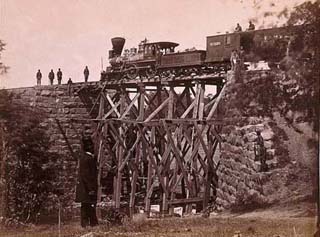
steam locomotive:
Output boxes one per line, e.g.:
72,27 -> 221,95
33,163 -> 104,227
102,26 -> 298,81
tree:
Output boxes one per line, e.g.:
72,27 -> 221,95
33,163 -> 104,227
0,90 -> 60,222
0,40 -> 9,75
284,0 -> 320,131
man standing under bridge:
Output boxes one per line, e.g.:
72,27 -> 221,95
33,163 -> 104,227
75,136 -> 98,227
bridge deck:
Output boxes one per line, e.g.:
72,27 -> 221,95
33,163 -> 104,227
101,73 -> 225,89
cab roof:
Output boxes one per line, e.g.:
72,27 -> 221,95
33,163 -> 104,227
144,41 -> 179,49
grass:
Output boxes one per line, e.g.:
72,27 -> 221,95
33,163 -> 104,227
0,215 -> 316,237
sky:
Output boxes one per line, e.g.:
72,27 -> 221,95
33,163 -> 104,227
0,0 -> 307,88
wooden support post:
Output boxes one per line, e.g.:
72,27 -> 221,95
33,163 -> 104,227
129,142 -> 140,217
194,83 -> 205,195
115,89 -> 126,209
161,85 -> 174,216
129,85 -> 145,217
145,126 -> 155,216
203,127 -> 213,211
185,83 -> 200,213
203,137 -> 219,210
97,95 -> 105,211
207,83 -> 226,120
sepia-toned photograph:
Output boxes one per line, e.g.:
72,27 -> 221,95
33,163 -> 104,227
0,0 -> 319,236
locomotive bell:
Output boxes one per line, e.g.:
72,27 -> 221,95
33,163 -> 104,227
111,37 -> 125,57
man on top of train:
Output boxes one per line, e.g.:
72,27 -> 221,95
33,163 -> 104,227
235,23 -> 242,32
247,21 -> 255,31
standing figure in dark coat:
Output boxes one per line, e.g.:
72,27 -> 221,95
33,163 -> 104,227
84,66 -> 89,82
75,136 -> 98,227
67,78 -> 73,96
255,131 -> 268,172
230,50 -> 239,71
36,69 -> 42,85
57,68 -> 63,85
48,69 -> 54,85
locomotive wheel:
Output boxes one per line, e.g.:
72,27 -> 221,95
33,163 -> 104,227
195,67 -> 203,76
145,65 -> 157,78
126,64 -> 138,80
159,69 -> 170,79
184,68 -> 194,76
174,68 -> 183,77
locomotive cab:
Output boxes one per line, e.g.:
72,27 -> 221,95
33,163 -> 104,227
141,41 -> 179,61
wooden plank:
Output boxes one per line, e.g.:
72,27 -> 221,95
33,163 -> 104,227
137,125 -> 169,196
119,134 -> 141,171
180,100 -> 196,119
96,138 -> 104,217
188,83 -> 200,204
96,95 -> 106,209
161,86 -> 175,215
168,197 -> 203,205
203,138 -> 219,209
204,98 -> 217,112
144,90 -> 158,109
106,93 -> 121,117
169,173 -> 183,193
145,127 -> 155,215
146,181 -> 156,202
198,84 -> 205,120
145,97 -> 170,122
103,100 -> 121,119
192,83 -> 200,119
89,93 -> 101,116
120,92 -> 140,119
190,85 -> 196,97
172,87 -> 187,111
138,86 -> 145,120
179,127 -> 208,172
129,140 -> 140,216
206,83 -> 226,120
115,90 -> 126,209
193,121 -> 209,155
193,84 -> 205,199
210,126 -> 223,144
124,93 -> 139,118
168,86 -> 174,119
109,123 -> 126,149
162,120 -> 192,190
97,93 -> 105,119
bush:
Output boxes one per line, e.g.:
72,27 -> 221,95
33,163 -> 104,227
0,90 -> 60,223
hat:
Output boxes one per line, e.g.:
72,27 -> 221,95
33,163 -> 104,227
82,136 -> 94,151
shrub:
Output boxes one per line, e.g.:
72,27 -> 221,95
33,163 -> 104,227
0,90 -> 60,223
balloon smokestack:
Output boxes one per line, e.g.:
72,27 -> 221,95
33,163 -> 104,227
111,37 -> 125,57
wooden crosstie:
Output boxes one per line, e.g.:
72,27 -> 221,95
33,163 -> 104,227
90,75 -> 226,216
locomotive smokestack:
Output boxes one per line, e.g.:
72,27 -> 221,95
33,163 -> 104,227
111,37 -> 125,56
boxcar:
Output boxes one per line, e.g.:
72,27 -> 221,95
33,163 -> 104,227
206,33 -> 241,63
206,26 -> 296,64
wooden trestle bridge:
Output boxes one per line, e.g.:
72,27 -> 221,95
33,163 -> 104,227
86,74 -> 228,216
